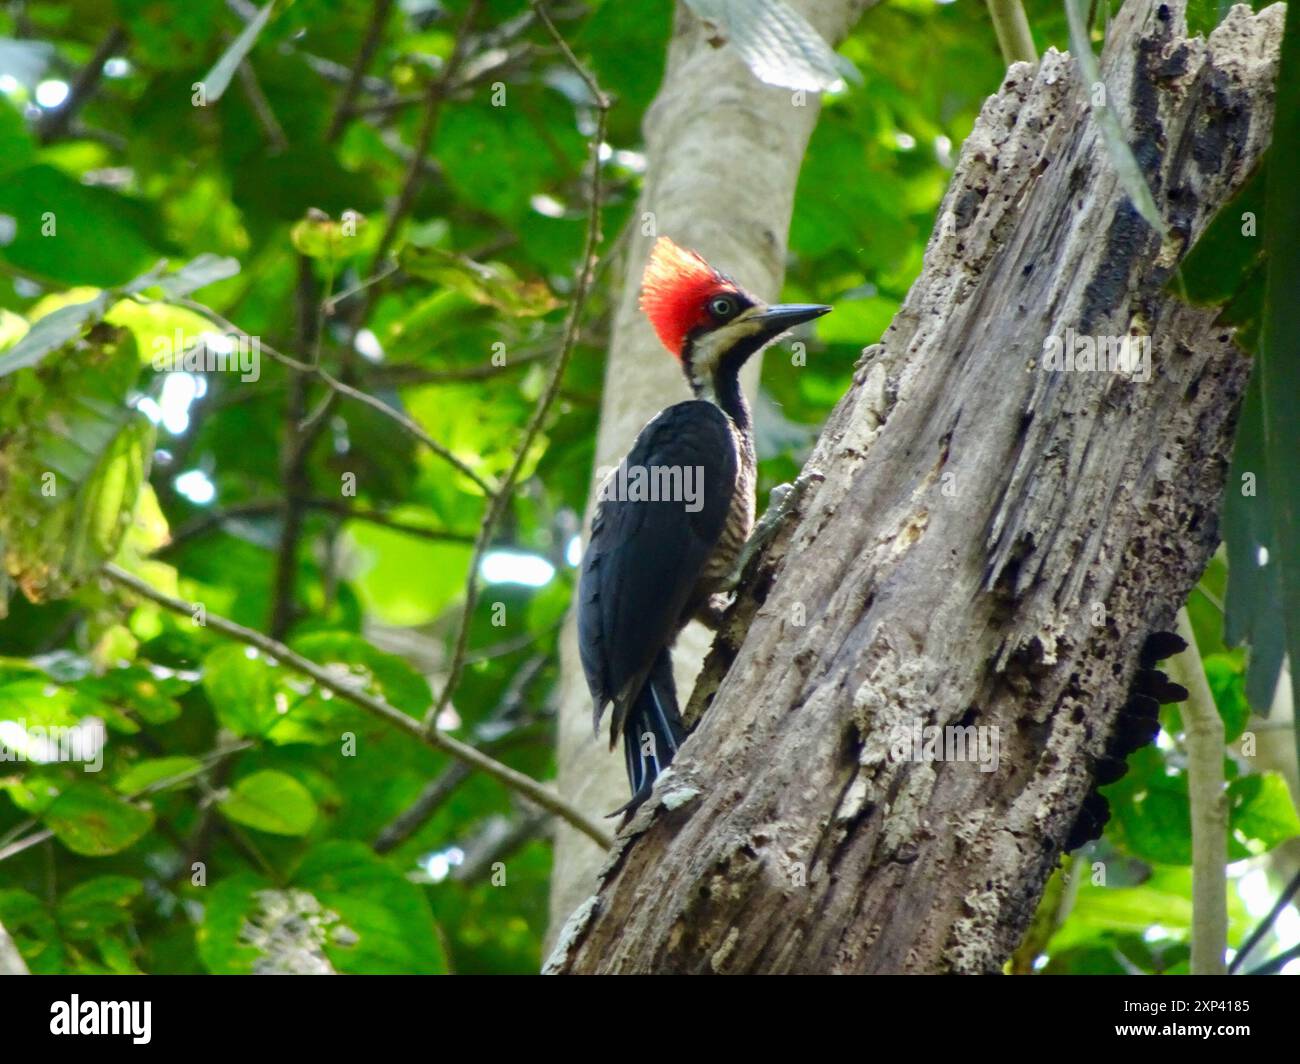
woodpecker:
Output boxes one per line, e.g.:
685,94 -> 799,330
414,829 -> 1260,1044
578,236 -> 831,815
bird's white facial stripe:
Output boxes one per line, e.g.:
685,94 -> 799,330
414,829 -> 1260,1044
687,307 -> 768,389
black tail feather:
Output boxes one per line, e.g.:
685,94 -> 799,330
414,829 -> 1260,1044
608,648 -> 684,819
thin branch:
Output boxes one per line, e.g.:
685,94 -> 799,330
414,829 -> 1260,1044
314,365 -> 497,495
428,0 -> 609,728
0,741 -> 252,864
164,298 -> 497,496
371,0 -> 483,274
451,808 -> 552,883
36,25 -> 127,143
986,0 -> 1036,66
326,0 -> 396,143
464,618 -> 563,665
269,255 -> 318,640
102,564 -> 612,849
364,348 -> 552,385
374,655 -> 547,853
1244,941 -> 1300,976
236,58 -> 287,151
1229,865 -> 1300,974
321,261 -> 399,314
1169,607 -> 1228,975
160,498 -> 476,554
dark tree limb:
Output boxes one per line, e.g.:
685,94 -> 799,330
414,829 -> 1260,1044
36,25 -> 126,144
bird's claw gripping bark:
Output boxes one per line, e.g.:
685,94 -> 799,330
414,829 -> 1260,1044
720,469 -> 822,593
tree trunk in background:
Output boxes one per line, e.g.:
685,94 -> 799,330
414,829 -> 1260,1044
548,0 -> 1284,973
547,0 -> 875,947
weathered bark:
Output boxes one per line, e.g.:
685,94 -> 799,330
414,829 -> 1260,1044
548,0 -> 1283,974
547,0 -> 875,947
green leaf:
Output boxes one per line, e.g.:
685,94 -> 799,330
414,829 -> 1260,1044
200,1 -> 276,104
219,769 -> 317,836
293,841 -> 447,974
58,875 -> 143,939
289,211 -> 371,260
433,96 -> 585,223
155,253 -> 242,298
290,631 -> 432,717
1171,157 -> 1266,308
0,888 -> 62,973
345,521 -> 473,627
1229,773 -> 1300,854
1106,750 -> 1192,866
1222,371 -> 1285,710
1256,0 -> 1300,770
0,324 -> 153,611
195,871 -> 272,975
113,755 -> 203,795
42,782 -> 154,856
0,165 -> 164,286
1201,652 -> 1251,742
201,644 -> 281,738
399,247 -> 561,317
0,293 -> 109,378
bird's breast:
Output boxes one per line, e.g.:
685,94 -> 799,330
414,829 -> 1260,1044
697,422 -> 755,589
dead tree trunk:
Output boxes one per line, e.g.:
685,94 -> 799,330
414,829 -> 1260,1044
548,0 -> 1283,974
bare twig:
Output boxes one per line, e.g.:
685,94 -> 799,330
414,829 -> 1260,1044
451,808 -> 552,883
0,741 -> 252,865
370,0 -> 483,275
374,655 -> 547,853
161,498 -> 476,554
1229,866 -> 1300,974
1245,942 -> 1300,976
326,0 -> 396,143
427,0 -> 609,728
164,298 -> 497,496
314,365 -> 497,495
37,25 -> 127,143
269,256 -> 318,640
1169,607 -> 1228,975
986,0 -> 1036,66
237,58 -> 287,150
364,348 -> 551,385
102,564 -> 613,849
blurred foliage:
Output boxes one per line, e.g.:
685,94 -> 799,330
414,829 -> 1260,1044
0,0 -> 1293,977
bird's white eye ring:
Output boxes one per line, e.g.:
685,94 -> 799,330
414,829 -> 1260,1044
709,296 -> 735,318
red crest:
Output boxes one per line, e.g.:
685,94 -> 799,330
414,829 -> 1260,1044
638,237 -> 736,358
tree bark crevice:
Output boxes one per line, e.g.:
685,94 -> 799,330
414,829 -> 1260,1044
551,0 -> 1283,974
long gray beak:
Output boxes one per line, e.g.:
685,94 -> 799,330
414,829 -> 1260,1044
754,302 -> 833,339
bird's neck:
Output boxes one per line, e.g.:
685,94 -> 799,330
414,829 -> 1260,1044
696,364 -> 752,438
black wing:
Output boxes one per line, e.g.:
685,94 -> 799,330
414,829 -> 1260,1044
577,400 -> 738,746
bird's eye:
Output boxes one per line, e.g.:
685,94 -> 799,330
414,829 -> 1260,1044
709,295 -> 736,318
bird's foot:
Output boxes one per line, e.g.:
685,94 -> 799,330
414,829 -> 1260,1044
720,469 -> 823,593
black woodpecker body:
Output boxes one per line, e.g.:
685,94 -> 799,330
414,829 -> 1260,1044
578,237 -> 831,815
